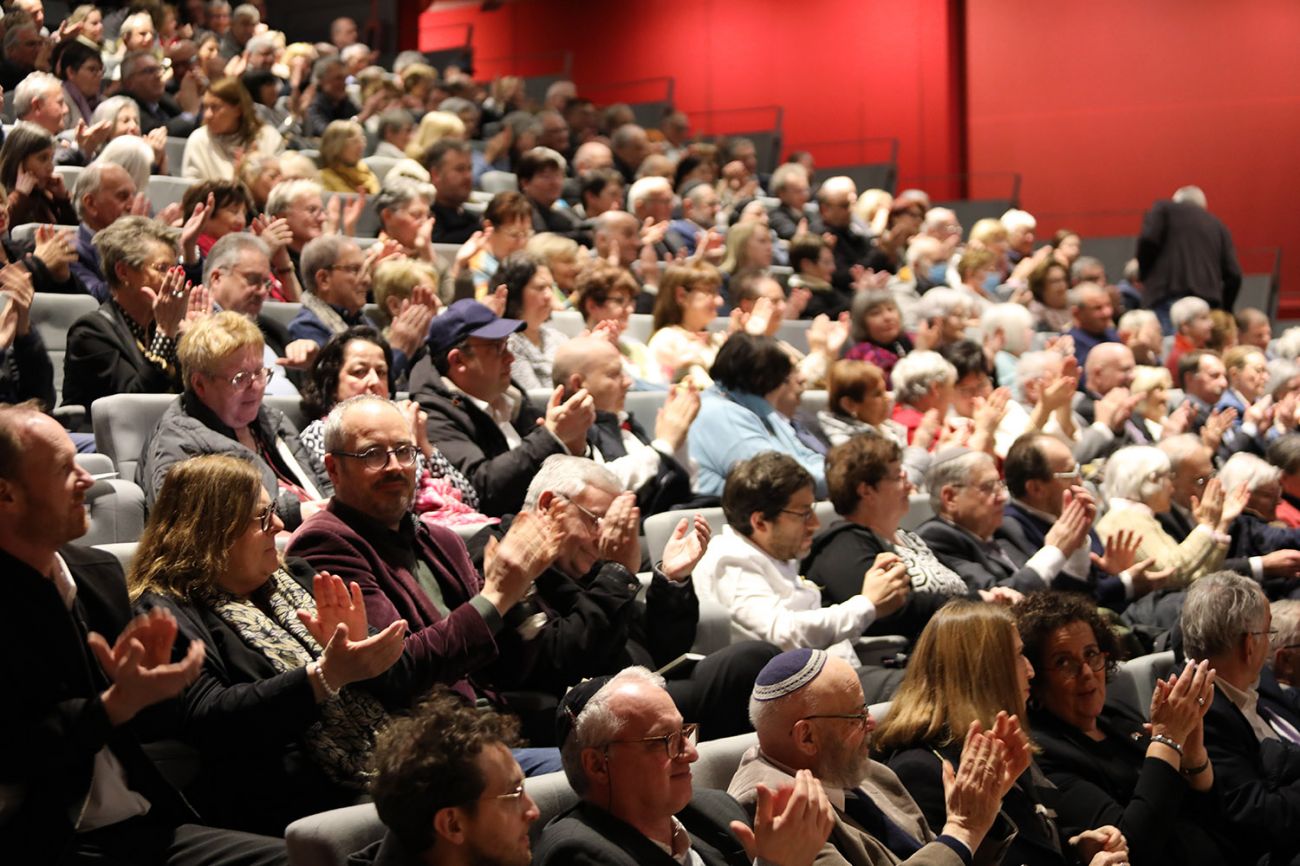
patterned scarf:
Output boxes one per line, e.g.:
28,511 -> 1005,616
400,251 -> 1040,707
199,569 -> 389,788
301,291 -> 354,338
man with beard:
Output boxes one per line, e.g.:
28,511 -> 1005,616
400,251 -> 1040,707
728,648 -> 1019,866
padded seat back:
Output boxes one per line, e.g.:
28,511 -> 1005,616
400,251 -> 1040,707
261,301 -> 302,331
92,394 -> 177,482
692,732 -> 759,791
31,293 -> 100,400
147,175 -> 198,215
1107,650 -> 1176,720
480,171 -> 518,194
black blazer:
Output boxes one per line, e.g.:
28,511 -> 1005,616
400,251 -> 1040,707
0,545 -> 195,862
916,517 -> 1046,595
1201,683 -> 1300,865
1030,707 -> 1232,866
885,743 -> 1069,866
0,328 -> 55,409
122,90 -> 198,137
408,354 -> 567,517
995,502 -> 1126,610
62,301 -> 182,409
587,409 -> 694,517
534,790 -> 754,866
1137,200 -> 1242,310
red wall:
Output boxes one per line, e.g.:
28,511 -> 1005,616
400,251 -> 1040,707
966,0 -> 1300,305
416,0 -> 964,189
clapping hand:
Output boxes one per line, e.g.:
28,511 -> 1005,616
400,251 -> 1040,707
1092,529 -> 1141,576
89,607 -> 206,725
598,492 -> 642,574
729,770 -> 834,866
660,513 -> 711,582
482,508 -> 566,613
298,572 -> 369,643
146,266 -> 192,338
1069,826 -> 1128,865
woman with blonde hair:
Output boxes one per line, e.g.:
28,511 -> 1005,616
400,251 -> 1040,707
129,454 -> 408,833
874,601 -> 1128,866
1130,365 -> 1174,441
182,77 -> 283,181
406,110 -> 466,160
526,231 -> 581,304
718,220 -> 773,275
318,119 -> 379,194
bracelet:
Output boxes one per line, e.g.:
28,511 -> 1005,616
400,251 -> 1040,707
1181,758 -> 1210,777
1150,733 -> 1183,756
310,662 -> 340,700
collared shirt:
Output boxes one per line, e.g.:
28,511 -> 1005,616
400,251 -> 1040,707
1218,678 -> 1279,743
45,555 -> 152,831
944,516 -> 1065,587
443,379 -> 572,455
648,816 -> 706,866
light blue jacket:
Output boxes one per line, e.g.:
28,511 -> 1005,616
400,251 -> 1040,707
688,387 -> 827,498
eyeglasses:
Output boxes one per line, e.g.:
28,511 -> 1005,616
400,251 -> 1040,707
1051,464 -> 1082,480
957,479 -> 1007,497
479,780 -> 529,808
235,270 -> 274,290
602,295 -> 635,309
462,338 -> 509,358
252,502 -> 275,532
799,707 -> 872,729
606,723 -> 699,760
215,366 -> 274,390
328,263 -> 364,275
779,507 -> 817,522
330,444 -> 420,470
1049,648 -> 1107,678
558,494 -> 604,528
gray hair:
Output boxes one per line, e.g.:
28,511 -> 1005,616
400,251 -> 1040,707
2,23 -> 35,55
1170,296 -> 1211,331
913,286 -> 968,321
93,216 -> 180,290
1067,281 -> 1107,308
1173,185 -> 1207,208
1070,256 -> 1105,283
769,163 -> 808,196
1268,433 -> 1300,475
245,32 -> 278,56
1219,452 -> 1281,495
922,207 -> 959,234
322,394 -> 404,453
72,161 -> 133,222
94,136 -> 153,192
14,72 -> 60,120
891,350 -> 957,405
1157,434 -> 1207,472
1182,571 -> 1267,660
905,235 -> 944,271
1271,600 -> 1300,657
311,56 -> 346,84
392,51 -> 427,76
340,44 -> 370,66
90,95 -> 139,130
265,179 -> 323,217
558,666 -> 666,796
1015,351 -> 1060,401
1000,208 -> 1036,233
232,3 -> 260,22
848,290 -> 899,346
626,175 -> 671,211
1130,364 -> 1172,396
374,177 -> 434,216
926,449 -> 994,515
120,51 -> 157,82
1102,445 -> 1171,503
300,234 -> 354,295
522,454 -> 621,511
437,96 -> 478,118
980,303 -> 1034,354
203,232 -> 270,285
1118,308 -> 1158,336
377,108 -> 413,140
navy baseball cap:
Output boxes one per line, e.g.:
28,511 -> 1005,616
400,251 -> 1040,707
426,299 -> 524,356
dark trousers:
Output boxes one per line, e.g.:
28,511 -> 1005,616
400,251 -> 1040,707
71,815 -> 287,866
666,640 -> 780,740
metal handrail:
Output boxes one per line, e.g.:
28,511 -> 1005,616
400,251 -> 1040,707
796,136 -> 899,167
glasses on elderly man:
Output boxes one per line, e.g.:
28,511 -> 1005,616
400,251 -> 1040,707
798,705 -> 873,730
605,723 -> 699,760
330,444 -> 420,470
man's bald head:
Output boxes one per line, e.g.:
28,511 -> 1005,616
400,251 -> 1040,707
553,337 -> 628,413
573,141 -> 613,174
1084,342 -> 1135,395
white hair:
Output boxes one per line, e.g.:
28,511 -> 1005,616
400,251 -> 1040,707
1219,452 -> 1281,495
922,207 -> 958,233
1170,296 -> 1211,331
1000,208 -> 1036,233
769,163 -> 808,195
1157,434 -> 1207,472
905,235 -> 944,270
1118,308 -> 1159,336
341,43 -> 370,65
522,454 -> 621,510
1272,600 -> 1300,657
1015,351 -> 1059,402
72,161 -> 131,222
1273,327 -> 1300,362
626,175 -> 672,212
913,286 -> 969,320
94,136 -> 153,193
891,350 -> 957,405
1067,281 -> 1108,308
203,231 -> 270,285
1173,185 -> 1207,208
13,72 -> 60,120
1103,445 -> 1171,503
1130,364 -> 1172,396
266,179 -> 323,217
1183,572 -> 1267,660
559,666 -> 666,796
91,95 -> 138,130
1267,358 -> 1300,396
981,303 -> 1034,354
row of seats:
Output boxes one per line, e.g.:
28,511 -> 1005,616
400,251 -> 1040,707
280,645 -> 1179,866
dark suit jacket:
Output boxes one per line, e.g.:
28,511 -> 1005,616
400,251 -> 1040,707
587,409 -> 694,516
1030,706 -> 1232,866
826,223 -> 874,291
430,202 -> 482,245
0,545 -> 195,862
1137,199 -> 1242,310
996,502 -> 1126,609
62,301 -> 182,409
916,516 -> 1045,594
534,790 -> 754,866
135,557 -> 414,834
1201,682 -> 1300,865
122,89 -> 197,137
286,499 -> 524,703
408,356 -> 567,516
0,329 -> 55,409
530,197 -> 590,245
1228,513 -> 1300,601
1157,506 -> 1252,577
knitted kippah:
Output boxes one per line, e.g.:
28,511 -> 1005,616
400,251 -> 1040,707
751,648 -> 828,702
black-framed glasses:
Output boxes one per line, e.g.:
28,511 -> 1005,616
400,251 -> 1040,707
252,503 -> 275,532
330,444 -> 419,470
462,338 -> 509,358
217,366 -> 274,390
1049,648 -> 1107,678
328,263 -> 364,275
558,494 -> 604,528
606,723 -> 699,760
799,705 -> 872,729
780,507 -> 817,522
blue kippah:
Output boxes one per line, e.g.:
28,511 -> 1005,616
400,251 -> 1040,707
751,648 -> 828,702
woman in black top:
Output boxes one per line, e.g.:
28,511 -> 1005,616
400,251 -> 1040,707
1015,592 -> 1232,866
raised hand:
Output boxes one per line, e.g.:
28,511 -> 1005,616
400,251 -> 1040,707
660,514 -> 711,582
252,214 -> 294,253
597,492 -> 641,574
397,399 -> 434,457
89,607 -> 206,725
14,167 -> 38,196
861,552 -> 911,617
75,118 -> 113,157
180,192 -> 214,264
1149,659 -> 1215,747
544,385 -> 595,454
745,295 -> 777,336
1220,482 -> 1251,529
482,508 -> 566,612
322,195 -> 342,236
1200,407 -> 1236,451
1192,477 -> 1225,528
1128,557 -> 1174,597
178,281 -> 214,334
940,726 -> 1006,849
342,191 -> 367,237
729,770 -> 834,866
387,299 -> 436,359
787,285 -> 812,320
316,619 -> 408,691
297,572 -> 369,644
453,228 -> 492,274
146,127 -> 169,173
1092,529 -> 1141,576
654,381 -> 700,452
147,266 -> 191,338
276,338 -> 320,370
482,284 -> 508,317
988,712 -> 1032,787
0,263 -> 33,347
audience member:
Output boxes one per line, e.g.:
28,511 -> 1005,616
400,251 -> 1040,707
516,146 -> 584,242
500,251 -> 566,391
842,290 -> 911,384
183,77 -> 282,181
119,50 -> 200,137
318,119 -> 379,194
647,263 -> 727,388
1066,282 -> 1119,379
304,57 -> 362,137
1138,186 -> 1242,333
427,139 -> 483,244
889,350 -> 957,446
1165,296 -> 1213,378
2,121 -> 78,225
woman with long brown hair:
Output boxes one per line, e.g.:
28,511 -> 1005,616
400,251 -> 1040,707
182,77 -> 284,182
873,600 -> 1129,866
